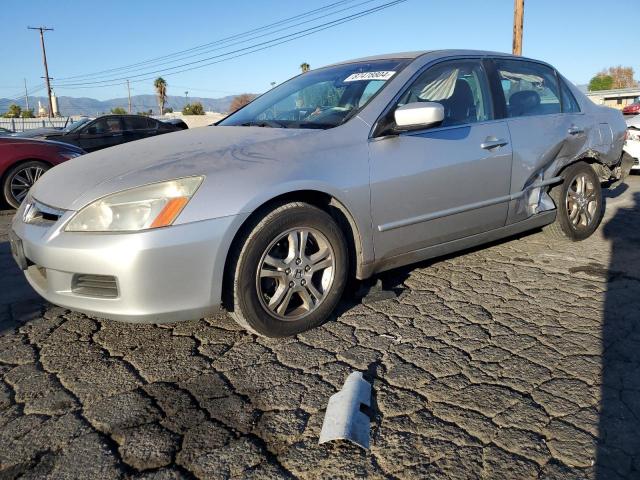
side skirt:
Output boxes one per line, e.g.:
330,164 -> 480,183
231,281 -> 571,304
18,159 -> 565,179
361,210 -> 557,278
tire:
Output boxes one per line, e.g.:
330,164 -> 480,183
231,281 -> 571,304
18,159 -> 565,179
3,161 -> 50,209
228,202 -> 348,338
543,161 -> 604,241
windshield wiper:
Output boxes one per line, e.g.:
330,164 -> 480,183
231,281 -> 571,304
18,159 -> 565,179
239,120 -> 286,128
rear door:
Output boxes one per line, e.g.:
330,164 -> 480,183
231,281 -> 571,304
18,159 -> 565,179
121,116 -> 152,143
490,59 -> 591,224
145,118 -> 165,137
369,58 -> 513,260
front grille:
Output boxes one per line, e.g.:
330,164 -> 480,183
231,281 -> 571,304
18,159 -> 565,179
72,274 -> 119,298
23,199 -> 65,225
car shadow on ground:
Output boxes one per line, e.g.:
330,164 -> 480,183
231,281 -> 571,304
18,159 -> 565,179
0,240 -> 43,335
597,191 -> 640,479
340,226 -> 545,316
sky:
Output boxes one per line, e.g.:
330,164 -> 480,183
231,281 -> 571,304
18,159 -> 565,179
1,0 -> 638,102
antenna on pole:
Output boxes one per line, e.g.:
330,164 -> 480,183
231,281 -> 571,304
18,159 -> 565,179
28,26 -> 54,118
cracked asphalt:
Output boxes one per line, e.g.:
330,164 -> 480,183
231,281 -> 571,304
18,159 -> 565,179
1,175 -> 639,479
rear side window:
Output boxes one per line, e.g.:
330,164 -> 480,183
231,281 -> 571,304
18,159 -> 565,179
560,79 -> 581,113
495,60 -> 561,118
123,116 -> 151,130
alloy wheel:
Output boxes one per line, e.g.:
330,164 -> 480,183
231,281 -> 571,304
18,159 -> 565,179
256,228 -> 335,321
566,172 -> 598,229
10,166 -> 45,204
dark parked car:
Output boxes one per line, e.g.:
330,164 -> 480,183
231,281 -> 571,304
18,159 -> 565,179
28,115 -> 186,152
1,137 -> 85,208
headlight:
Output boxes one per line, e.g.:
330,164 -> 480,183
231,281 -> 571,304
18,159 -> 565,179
65,176 -> 203,232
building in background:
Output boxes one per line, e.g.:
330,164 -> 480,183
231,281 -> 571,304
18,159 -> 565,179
586,87 -> 640,110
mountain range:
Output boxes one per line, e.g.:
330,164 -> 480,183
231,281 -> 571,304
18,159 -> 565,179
0,94 -> 249,116
1,84 -> 590,117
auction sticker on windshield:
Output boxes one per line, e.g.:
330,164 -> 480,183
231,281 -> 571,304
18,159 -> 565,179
344,71 -> 395,82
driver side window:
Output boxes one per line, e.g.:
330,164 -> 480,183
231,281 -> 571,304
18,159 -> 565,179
396,60 -> 493,127
86,118 -> 122,134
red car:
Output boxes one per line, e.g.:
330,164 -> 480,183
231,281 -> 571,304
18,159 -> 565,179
0,137 -> 85,208
623,102 -> 640,115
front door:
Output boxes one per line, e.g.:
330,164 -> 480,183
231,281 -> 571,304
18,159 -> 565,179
369,59 -> 513,260
76,117 -> 124,152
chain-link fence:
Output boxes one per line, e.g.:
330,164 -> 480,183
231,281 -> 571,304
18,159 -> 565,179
0,117 -> 74,133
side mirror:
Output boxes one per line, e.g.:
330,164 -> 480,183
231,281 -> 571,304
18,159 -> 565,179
394,102 -> 444,130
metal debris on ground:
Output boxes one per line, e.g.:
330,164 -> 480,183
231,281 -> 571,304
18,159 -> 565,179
319,371 -> 372,449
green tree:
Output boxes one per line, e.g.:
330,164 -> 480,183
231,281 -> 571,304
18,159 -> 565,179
182,102 -> 205,115
3,103 -> 21,118
589,74 -> 613,91
164,107 -> 174,114
300,62 -> 310,73
110,107 -> 127,114
20,109 -> 35,118
154,77 -> 168,115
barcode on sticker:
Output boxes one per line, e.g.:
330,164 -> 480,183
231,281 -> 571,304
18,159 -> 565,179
344,71 -> 396,82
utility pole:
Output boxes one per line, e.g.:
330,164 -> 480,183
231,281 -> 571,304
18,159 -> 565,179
184,91 -> 188,105
126,80 -> 132,113
28,26 -> 54,117
512,0 -> 524,56
23,79 -> 30,112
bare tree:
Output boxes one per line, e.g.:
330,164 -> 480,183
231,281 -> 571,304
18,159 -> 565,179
607,66 -> 637,89
229,94 -> 256,113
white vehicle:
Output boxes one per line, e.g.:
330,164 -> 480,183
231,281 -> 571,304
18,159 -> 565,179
625,115 -> 640,171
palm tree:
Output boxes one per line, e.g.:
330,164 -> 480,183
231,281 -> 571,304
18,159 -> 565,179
154,77 -> 168,115
300,62 -> 310,73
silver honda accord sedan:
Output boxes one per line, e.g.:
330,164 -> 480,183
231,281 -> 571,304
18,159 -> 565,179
9,50 -> 630,337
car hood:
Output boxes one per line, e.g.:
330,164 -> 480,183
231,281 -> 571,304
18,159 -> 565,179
30,126 -> 322,210
11,128 -> 62,138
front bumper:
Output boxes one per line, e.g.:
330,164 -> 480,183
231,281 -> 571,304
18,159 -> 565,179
10,208 -> 244,323
624,141 -> 640,170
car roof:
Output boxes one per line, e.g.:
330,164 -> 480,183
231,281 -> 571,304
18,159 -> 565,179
328,49 -> 545,66
95,114 -> 152,119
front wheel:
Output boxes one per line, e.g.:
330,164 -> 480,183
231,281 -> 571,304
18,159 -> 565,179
228,202 -> 348,337
543,161 -> 604,241
3,161 -> 50,209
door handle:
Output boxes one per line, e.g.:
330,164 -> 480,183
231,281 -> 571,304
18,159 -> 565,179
481,137 -> 509,150
568,126 -> 584,135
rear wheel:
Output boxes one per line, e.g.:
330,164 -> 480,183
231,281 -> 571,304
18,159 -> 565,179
543,161 -> 603,241
3,161 -> 49,208
228,202 -> 348,337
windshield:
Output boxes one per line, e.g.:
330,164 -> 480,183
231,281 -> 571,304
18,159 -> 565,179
64,118 -> 91,133
220,59 -> 409,129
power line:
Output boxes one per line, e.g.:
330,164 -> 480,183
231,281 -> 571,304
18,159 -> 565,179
53,0 -> 408,88
55,0 -> 359,82
55,0 -> 376,84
